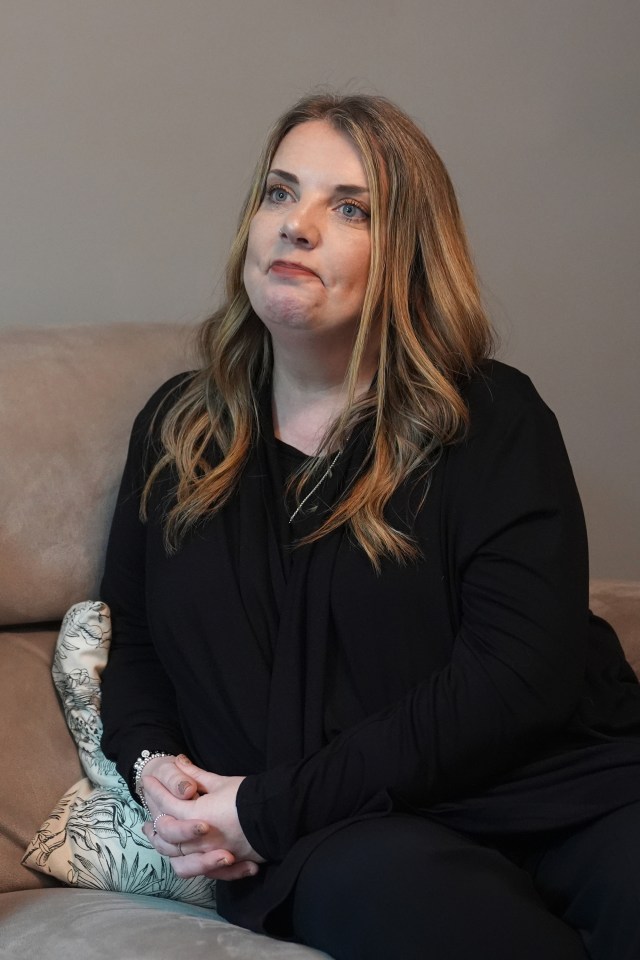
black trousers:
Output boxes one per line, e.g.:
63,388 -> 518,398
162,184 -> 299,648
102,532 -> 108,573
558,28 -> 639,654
290,801 -> 640,960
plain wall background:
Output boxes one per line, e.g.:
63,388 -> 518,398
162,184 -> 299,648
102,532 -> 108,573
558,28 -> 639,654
1,0 -> 638,576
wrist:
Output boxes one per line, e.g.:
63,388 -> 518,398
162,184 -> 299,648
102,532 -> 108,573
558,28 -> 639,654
132,750 -> 173,814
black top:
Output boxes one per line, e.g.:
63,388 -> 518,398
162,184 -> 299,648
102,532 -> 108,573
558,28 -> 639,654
100,360 -> 640,935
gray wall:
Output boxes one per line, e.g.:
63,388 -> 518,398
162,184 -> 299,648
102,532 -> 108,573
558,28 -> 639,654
2,0 -> 638,577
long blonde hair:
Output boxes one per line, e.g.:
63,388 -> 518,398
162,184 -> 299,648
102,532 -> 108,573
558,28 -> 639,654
142,93 -> 494,569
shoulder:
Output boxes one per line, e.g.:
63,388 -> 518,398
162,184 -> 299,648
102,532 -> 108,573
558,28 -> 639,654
131,371 -> 197,436
459,359 -> 556,440
444,359 -> 572,489
126,372 -> 199,476
441,361 -> 586,584
462,358 -> 547,414
136,371 -> 197,420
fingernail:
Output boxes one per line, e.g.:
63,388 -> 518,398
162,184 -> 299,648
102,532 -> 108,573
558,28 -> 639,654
217,856 -> 230,867
195,822 -> 209,836
177,754 -> 192,764
177,780 -> 190,796
243,865 -> 257,878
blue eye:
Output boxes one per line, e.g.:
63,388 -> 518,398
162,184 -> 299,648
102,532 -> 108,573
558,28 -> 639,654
338,202 -> 368,221
266,185 -> 291,203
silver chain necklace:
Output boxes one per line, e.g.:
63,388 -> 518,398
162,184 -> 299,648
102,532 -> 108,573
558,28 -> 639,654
288,448 -> 343,524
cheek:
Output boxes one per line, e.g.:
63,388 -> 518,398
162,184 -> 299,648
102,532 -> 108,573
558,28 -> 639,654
245,221 -> 260,267
343,243 -> 370,297
243,224 -> 264,297
245,213 -> 267,272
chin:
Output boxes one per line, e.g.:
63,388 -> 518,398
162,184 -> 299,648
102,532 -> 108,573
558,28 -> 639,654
258,292 -> 318,331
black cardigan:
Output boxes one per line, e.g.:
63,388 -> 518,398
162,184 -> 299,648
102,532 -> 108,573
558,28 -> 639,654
100,360 -> 640,933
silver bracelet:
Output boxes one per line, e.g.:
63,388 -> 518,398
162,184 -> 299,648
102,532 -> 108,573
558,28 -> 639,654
132,750 -> 171,815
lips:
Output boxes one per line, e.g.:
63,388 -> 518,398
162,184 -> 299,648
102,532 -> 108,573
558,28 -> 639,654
269,259 -> 319,279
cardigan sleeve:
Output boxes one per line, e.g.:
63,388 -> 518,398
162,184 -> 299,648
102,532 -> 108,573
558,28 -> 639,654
100,376 -> 191,792
236,365 -> 590,861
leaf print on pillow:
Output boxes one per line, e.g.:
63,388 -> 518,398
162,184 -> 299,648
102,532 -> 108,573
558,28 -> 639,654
22,600 -> 217,909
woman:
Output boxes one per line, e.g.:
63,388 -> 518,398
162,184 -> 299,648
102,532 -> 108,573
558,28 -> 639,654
100,93 -> 640,960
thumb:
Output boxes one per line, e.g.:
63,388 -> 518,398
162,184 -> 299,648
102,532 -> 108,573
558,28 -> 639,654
174,755 -> 217,791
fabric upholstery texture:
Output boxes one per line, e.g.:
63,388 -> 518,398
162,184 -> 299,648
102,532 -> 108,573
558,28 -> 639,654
589,580 -> 640,676
0,323 -> 191,625
0,889 -> 331,959
0,628 -> 81,894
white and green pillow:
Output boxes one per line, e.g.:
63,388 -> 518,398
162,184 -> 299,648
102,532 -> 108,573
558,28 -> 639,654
23,600 -> 216,908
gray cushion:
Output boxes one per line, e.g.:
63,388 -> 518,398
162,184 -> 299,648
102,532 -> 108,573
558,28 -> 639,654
0,888 -> 330,959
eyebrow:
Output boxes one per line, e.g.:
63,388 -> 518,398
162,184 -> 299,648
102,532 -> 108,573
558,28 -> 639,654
267,168 -> 370,196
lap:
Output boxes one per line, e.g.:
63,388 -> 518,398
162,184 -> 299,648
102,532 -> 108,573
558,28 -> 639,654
290,815 -> 586,960
528,800 -> 640,960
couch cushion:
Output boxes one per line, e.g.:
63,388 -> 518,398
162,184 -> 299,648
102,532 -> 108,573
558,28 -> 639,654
0,323 -> 191,625
589,579 -> 640,677
0,889 -> 330,959
0,628 -> 81,893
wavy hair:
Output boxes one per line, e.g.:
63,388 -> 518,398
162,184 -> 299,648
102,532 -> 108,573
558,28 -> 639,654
142,92 -> 494,569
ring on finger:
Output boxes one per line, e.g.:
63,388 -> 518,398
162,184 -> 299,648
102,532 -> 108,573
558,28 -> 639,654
177,842 -> 185,856
152,812 -> 167,836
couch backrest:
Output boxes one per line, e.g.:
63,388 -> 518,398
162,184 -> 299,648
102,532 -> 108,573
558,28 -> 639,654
1,323 -> 638,650
0,323 -> 192,625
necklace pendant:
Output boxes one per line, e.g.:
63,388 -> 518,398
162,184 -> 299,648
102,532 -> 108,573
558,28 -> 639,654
287,446 -> 343,524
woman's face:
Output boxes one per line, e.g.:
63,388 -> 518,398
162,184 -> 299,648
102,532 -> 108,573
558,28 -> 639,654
243,120 -> 371,343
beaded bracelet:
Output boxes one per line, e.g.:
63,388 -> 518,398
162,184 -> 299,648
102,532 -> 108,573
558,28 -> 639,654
132,750 -> 171,815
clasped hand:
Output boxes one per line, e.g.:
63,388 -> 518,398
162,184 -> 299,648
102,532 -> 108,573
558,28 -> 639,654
141,755 -> 264,881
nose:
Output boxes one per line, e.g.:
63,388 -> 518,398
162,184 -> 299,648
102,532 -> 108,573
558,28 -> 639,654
279,204 -> 320,248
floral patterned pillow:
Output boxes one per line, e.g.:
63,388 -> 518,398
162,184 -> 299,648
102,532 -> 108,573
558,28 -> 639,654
22,600 -> 216,908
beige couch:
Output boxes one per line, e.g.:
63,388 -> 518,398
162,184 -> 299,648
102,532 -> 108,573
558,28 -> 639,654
0,323 -> 638,959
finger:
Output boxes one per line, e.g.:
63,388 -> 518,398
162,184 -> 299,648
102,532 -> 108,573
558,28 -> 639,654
153,815 -> 213,846
171,851 -> 259,881
203,861 -> 261,882
143,812 -> 207,845
142,815 -> 177,844
154,759 -> 199,800
155,832 -> 234,862
174,755 -> 219,792
145,811 -> 175,837
142,815 -> 233,862
143,811 -> 223,863
142,775 -> 190,818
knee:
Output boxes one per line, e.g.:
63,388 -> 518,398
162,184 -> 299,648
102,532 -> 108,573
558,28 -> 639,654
290,817 -> 586,960
533,804 -> 640,960
290,818 -> 450,958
